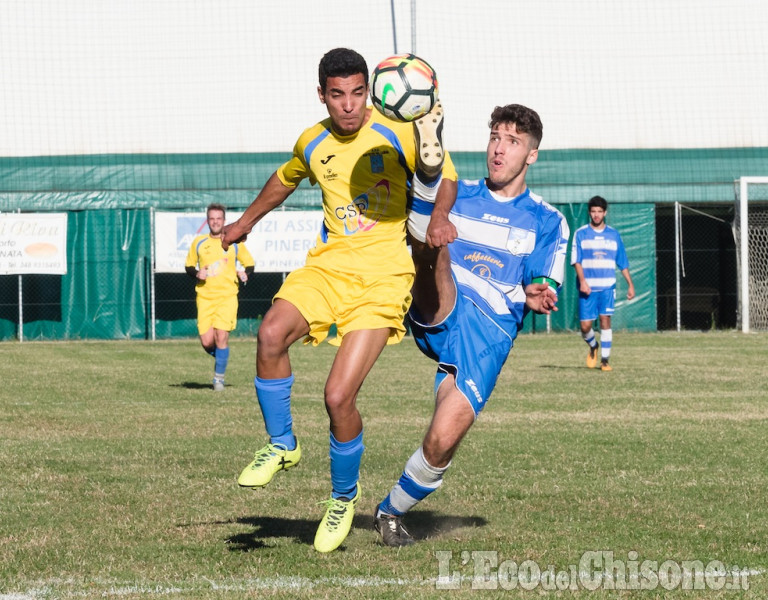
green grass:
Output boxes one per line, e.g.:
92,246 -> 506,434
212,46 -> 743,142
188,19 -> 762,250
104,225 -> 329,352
1,331 -> 767,598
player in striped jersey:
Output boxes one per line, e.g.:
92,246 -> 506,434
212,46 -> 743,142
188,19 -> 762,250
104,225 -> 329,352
570,196 -> 635,371
374,104 -> 570,546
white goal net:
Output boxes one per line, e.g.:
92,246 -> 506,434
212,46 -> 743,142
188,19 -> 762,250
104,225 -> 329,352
734,177 -> 768,332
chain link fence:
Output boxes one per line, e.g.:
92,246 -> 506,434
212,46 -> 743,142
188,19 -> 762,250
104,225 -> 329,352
1,200 -> 758,340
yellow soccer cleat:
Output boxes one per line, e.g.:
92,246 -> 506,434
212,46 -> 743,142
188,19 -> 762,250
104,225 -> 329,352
237,440 -> 301,488
601,359 -> 613,372
313,483 -> 361,553
586,343 -> 599,369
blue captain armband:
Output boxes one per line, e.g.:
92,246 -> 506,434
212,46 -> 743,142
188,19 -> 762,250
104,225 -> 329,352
532,276 -> 559,293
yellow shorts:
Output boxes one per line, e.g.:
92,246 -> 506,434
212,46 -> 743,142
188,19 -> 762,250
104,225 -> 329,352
275,265 -> 413,346
196,293 -> 238,334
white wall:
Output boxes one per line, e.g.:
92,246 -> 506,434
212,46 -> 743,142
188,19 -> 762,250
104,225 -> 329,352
2,0 -> 767,155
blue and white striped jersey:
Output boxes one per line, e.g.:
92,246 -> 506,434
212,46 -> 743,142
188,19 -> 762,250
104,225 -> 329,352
570,224 -> 629,290
447,179 -> 569,325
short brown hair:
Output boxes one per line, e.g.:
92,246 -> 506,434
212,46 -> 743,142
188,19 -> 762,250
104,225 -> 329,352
489,104 -> 543,148
206,203 -> 226,218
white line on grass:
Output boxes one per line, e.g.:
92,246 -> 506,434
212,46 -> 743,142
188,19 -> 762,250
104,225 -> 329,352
1,569 -> 764,597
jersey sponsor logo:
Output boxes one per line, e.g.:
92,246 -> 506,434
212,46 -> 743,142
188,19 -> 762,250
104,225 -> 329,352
333,179 -> 392,235
463,251 -> 504,269
471,264 -> 492,278
320,154 -> 336,165
204,257 -> 228,277
582,238 -> 618,251
464,251 -> 504,280
322,168 -> 339,182
588,250 -> 609,261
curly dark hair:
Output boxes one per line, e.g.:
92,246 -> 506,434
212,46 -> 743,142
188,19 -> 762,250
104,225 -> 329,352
588,195 -> 608,210
318,48 -> 369,93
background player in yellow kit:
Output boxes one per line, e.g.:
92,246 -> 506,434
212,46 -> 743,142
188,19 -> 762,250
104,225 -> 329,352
185,203 -> 254,391
220,47 -> 457,553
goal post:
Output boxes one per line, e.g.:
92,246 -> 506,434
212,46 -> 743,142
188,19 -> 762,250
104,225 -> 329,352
735,177 -> 768,332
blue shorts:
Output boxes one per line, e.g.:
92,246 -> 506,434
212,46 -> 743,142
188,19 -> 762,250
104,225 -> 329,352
578,288 -> 616,321
409,288 -> 516,417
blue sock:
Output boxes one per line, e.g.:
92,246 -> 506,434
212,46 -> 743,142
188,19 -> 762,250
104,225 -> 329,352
255,375 -> 295,449
214,347 -> 229,376
329,430 -> 364,499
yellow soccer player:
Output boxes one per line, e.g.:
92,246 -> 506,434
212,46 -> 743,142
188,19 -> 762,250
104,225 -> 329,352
221,47 -> 456,553
186,203 -> 254,391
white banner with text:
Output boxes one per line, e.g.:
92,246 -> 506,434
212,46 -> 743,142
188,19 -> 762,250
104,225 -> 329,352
0,213 -> 68,275
154,210 -> 322,273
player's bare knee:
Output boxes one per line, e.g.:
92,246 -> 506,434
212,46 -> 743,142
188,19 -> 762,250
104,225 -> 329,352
422,429 -> 459,467
422,442 -> 453,470
256,318 -> 291,357
323,384 -> 354,413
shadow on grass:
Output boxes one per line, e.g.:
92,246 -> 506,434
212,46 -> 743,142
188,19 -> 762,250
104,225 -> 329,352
170,382 -> 218,390
220,511 -> 487,551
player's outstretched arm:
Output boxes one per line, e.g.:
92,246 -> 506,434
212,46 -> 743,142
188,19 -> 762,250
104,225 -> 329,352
525,281 -> 559,315
425,178 -> 458,248
221,173 -> 295,250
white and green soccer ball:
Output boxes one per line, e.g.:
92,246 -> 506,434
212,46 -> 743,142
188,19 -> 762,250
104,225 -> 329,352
370,53 -> 439,122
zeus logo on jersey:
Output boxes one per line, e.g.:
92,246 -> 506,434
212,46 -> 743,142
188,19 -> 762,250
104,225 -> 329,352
483,213 -> 510,224
465,378 -> 484,405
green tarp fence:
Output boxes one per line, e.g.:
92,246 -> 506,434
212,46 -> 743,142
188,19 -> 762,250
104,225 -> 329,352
2,147 -> 767,340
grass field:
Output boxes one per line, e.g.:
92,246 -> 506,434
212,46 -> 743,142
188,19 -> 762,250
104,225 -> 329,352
2,331 -> 767,599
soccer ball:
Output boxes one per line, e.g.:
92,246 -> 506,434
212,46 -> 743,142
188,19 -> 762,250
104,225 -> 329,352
370,54 -> 439,122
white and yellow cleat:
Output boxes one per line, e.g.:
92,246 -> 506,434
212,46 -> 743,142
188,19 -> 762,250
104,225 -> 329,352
237,440 -> 301,488
313,483 -> 361,553
414,101 -> 444,180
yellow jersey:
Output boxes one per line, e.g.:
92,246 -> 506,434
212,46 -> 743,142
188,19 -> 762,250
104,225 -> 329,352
276,108 -> 457,277
185,235 -> 255,300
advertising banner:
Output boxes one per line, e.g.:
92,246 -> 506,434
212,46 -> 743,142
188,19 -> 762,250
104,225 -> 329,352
154,210 -> 321,273
0,213 -> 68,275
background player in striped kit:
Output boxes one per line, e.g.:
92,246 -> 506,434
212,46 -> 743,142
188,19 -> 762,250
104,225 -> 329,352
571,195 -> 636,371
374,104 -> 570,546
